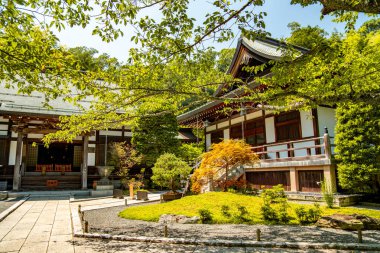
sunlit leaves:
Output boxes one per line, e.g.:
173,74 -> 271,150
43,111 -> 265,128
191,139 -> 259,193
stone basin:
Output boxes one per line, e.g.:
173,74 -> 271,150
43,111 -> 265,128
96,166 -> 114,185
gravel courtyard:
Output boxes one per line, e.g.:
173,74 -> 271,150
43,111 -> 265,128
83,204 -> 380,245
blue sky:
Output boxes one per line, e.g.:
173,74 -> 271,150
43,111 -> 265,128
53,1 -> 369,62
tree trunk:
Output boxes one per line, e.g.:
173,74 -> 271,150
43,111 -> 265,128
224,165 -> 228,192
170,178 -> 174,192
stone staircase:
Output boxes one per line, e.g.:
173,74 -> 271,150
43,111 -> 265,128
201,165 -> 246,192
21,175 -> 81,190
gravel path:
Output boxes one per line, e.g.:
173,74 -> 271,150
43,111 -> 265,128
84,205 -> 380,245
0,197 -> 21,213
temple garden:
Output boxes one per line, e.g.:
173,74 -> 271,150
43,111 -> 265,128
118,190 -> 380,226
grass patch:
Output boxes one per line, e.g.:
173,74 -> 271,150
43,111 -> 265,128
119,192 -> 380,225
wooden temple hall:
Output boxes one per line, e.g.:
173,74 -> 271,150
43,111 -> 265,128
0,82 -> 196,191
178,37 -> 338,193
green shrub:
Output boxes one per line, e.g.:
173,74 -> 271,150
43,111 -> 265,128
151,153 -> 192,192
260,185 -> 290,223
307,203 -> 322,222
227,188 -> 237,193
261,204 -> 277,221
220,205 -> 231,218
321,180 -> 334,208
261,185 -> 287,203
295,203 -> 322,225
235,204 -> 250,222
278,202 -> 290,223
198,209 -> 213,224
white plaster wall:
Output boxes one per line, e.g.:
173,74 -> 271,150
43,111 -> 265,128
11,132 -> 17,138
88,153 -> 95,166
0,117 -> 9,123
99,130 -> 123,136
300,110 -> 314,138
265,117 -> 275,143
206,125 -> 216,132
246,110 -> 263,120
223,128 -> 230,140
88,143 -> 96,166
231,116 -> 245,125
317,106 -> 336,137
267,144 -> 287,159
205,134 -> 211,150
0,124 -> 8,136
217,121 -> 229,129
124,131 -> 133,137
264,110 -> 274,115
89,135 -> 96,141
294,141 -> 316,157
8,141 -> 18,165
27,134 -> 44,139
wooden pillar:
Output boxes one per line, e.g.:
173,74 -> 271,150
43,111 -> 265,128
289,167 -> 298,192
323,127 -> 332,159
323,165 -> 337,193
13,131 -> 23,191
82,135 -> 89,189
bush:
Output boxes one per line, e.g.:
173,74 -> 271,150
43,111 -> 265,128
220,205 -> 231,218
260,185 -> 290,223
198,209 -> 213,224
151,153 -> 192,192
216,179 -> 249,193
235,204 -> 250,222
295,203 -> 322,225
321,180 -> 334,208
261,185 -> 287,203
261,204 -> 278,221
227,188 -> 237,193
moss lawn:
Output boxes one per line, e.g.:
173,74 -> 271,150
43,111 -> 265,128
119,192 -> 380,225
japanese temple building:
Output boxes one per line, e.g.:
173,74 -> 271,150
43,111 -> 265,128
178,37 -> 337,193
0,81 -> 195,191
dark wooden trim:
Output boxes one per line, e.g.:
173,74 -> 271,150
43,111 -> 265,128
5,120 -> 12,170
311,109 -> 321,154
204,127 -> 207,151
312,109 -> 319,137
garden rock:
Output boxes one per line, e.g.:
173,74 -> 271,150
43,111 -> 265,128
352,214 -> 380,230
316,214 -> 380,230
159,214 -> 200,224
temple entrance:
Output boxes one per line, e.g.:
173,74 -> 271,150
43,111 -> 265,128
26,142 -> 83,173
37,143 -> 74,167
22,142 -> 83,190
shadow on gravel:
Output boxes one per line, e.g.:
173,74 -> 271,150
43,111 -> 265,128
82,205 -> 380,245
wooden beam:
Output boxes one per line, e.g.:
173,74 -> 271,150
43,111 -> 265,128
21,128 -> 58,134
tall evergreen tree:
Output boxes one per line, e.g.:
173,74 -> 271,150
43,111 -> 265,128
335,102 -> 380,193
132,112 -> 180,166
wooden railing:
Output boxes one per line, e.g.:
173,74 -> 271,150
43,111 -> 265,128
252,133 -> 333,162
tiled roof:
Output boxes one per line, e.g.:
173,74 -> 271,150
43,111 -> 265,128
0,81 -> 88,116
242,38 -> 285,60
